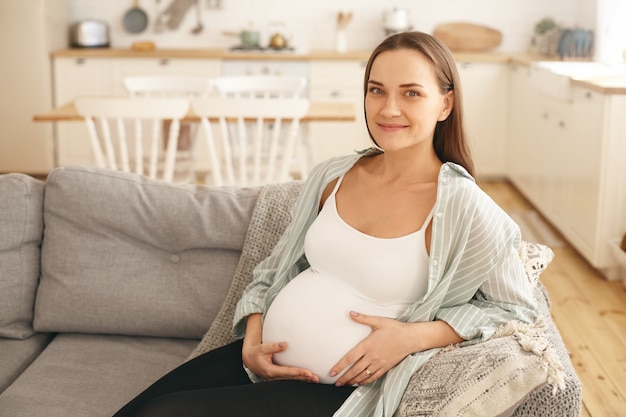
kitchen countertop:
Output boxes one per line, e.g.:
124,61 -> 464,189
570,75 -> 626,94
50,48 -> 626,94
49,47 -> 513,62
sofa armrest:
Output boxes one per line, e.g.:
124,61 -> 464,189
0,174 -> 44,339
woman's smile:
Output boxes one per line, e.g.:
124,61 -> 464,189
377,123 -> 408,132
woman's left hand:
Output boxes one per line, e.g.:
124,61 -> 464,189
329,311 -> 416,387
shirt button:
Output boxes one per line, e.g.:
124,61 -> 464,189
356,392 -> 362,397
170,254 -> 181,263
441,177 -> 449,183
437,212 -> 443,218
432,259 -> 439,266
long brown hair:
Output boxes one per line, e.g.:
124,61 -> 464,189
363,31 -> 475,177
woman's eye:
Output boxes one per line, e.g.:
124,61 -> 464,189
405,90 -> 420,97
369,87 -> 384,95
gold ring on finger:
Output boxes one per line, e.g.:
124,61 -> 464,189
364,368 -> 372,376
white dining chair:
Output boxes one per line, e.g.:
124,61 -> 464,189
210,75 -> 311,179
122,75 -> 215,182
123,75 -> 214,98
211,75 -> 307,99
190,97 -> 310,187
74,97 -> 190,183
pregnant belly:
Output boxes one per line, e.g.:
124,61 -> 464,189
262,269 -> 391,384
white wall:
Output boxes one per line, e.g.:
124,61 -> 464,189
69,0 -> 582,52
594,0 -> 626,63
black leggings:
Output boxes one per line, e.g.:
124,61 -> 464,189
112,340 -> 355,417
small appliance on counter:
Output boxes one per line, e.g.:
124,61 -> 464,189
69,19 -> 110,48
383,8 -> 412,36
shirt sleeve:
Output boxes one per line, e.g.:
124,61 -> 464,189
434,222 -> 539,342
431,172 -> 540,342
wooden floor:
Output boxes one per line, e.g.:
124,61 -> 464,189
481,180 -> 626,417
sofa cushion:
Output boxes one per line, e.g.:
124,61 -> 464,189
0,174 -> 44,339
34,165 -> 260,339
0,333 -> 54,393
0,333 -> 195,417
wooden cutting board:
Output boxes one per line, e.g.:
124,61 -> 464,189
434,22 -> 502,52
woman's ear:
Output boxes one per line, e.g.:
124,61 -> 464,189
438,91 -> 454,121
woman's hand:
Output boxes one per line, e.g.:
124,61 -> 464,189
242,313 -> 319,383
329,311 -> 414,386
330,311 -> 463,387
242,339 -> 319,383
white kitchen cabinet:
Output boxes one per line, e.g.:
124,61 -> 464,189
507,64 -> 537,197
308,60 -> 370,164
508,66 -> 626,279
555,89 -> 626,278
457,61 -> 509,179
53,57 -> 112,165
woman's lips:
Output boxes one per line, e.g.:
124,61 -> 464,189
377,123 -> 407,132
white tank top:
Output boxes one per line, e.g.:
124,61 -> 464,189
262,175 -> 432,383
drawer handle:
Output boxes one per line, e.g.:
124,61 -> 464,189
330,90 -> 342,98
76,58 -> 85,65
159,59 -> 170,66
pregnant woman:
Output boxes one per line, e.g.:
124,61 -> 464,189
113,31 -> 538,417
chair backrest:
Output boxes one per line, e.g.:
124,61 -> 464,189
75,97 -> 190,182
123,76 -> 214,98
190,97 -> 310,187
212,75 -> 307,99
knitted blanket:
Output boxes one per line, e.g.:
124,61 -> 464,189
189,182 -> 581,417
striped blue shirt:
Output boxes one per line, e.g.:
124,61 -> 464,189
234,151 -> 539,417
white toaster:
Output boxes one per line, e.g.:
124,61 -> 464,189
69,20 -> 110,48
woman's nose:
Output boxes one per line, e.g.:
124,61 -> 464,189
380,96 -> 401,118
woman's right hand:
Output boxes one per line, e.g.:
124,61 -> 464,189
242,338 -> 319,383
242,313 -> 319,383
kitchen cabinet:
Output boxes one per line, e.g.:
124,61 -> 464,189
457,61 -> 509,179
307,60 -> 370,164
557,87 -> 604,259
507,64 -> 537,197
507,67 -> 626,279
53,57 -> 112,165
53,57 -> 221,166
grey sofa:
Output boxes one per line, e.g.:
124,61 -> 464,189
0,165 -> 582,417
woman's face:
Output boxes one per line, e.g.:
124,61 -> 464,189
365,49 -> 453,153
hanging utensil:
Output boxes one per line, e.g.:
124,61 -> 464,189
154,0 -> 165,33
123,0 -> 149,34
163,0 -> 195,31
191,0 -> 203,35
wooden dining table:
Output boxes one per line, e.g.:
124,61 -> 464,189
33,99 -> 356,123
